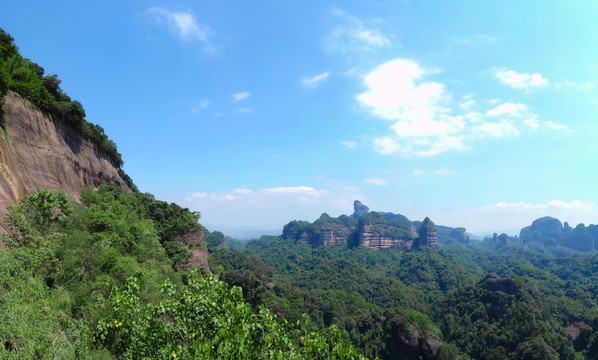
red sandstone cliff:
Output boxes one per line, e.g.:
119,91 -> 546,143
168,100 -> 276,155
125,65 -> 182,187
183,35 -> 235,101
0,92 -> 131,215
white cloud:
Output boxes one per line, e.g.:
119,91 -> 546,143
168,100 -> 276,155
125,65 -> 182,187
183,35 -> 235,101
543,121 -> 571,132
473,119 -> 519,139
406,200 -> 598,234
524,118 -> 540,129
554,80 -> 595,90
261,186 -> 326,196
232,92 -> 251,102
486,103 -> 528,117
146,7 -> 213,52
449,34 -> 498,46
187,192 -> 208,199
491,200 -> 594,212
459,94 -> 476,111
340,141 -> 357,150
413,167 -> 458,176
235,107 -> 252,114
365,177 -> 388,186
302,71 -> 330,88
182,185 -> 364,229
326,8 -> 392,53
190,99 -> 209,114
373,136 -> 402,155
357,59 -> 466,157
357,58 -> 569,157
493,68 -> 548,91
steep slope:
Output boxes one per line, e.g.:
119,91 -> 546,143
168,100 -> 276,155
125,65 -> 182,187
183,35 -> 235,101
0,91 -> 130,214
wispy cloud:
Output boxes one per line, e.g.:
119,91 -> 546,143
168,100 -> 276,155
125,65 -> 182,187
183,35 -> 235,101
232,91 -> 251,102
357,58 -> 569,157
409,200 -> 598,234
554,80 -> 595,90
493,68 -> 548,91
483,102 -> 570,133
490,200 -> 594,212
364,177 -> 387,186
413,167 -> 458,176
190,99 -> 209,114
340,140 -> 357,150
235,107 -> 252,114
302,71 -> 330,88
183,185 -> 363,228
449,34 -> 498,46
146,7 -> 213,52
325,8 -> 392,53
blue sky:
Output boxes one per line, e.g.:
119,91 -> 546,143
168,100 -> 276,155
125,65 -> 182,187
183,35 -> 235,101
3,1 -> 598,235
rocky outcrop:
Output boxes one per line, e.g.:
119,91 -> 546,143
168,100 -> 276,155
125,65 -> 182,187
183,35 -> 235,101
520,216 -> 596,252
450,227 -> 469,244
283,202 -> 462,253
357,212 -> 417,251
417,217 -> 438,250
282,214 -> 354,248
175,230 -> 210,273
479,274 -> 517,295
352,200 -> 369,219
0,92 -> 130,213
358,221 -> 415,251
316,223 -> 352,247
393,327 -> 439,360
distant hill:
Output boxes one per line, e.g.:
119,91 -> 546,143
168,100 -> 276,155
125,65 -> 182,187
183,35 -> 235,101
520,216 -> 597,252
281,200 -> 470,251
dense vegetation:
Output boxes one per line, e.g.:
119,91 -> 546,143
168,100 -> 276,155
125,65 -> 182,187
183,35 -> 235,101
0,28 -> 124,169
208,231 -> 598,359
0,187 -> 363,359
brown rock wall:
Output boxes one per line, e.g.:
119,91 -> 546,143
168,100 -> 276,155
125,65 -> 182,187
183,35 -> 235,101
176,230 -> 210,273
359,222 -> 415,251
0,92 -> 130,213
316,223 -> 351,247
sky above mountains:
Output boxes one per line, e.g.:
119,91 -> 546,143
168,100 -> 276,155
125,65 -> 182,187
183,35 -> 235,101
3,1 -> 598,234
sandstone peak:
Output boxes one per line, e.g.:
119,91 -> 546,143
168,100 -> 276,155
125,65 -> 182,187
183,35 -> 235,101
352,200 -> 369,219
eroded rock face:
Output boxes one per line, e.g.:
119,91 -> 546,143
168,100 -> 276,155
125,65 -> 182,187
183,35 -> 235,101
317,223 -> 352,247
450,227 -> 469,244
418,217 -> 439,250
176,230 -> 211,273
0,92 -> 130,213
394,327 -> 439,360
358,221 -> 415,251
352,200 -> 369,219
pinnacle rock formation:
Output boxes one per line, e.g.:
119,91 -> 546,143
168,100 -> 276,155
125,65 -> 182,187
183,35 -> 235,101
418,217 -> 439,250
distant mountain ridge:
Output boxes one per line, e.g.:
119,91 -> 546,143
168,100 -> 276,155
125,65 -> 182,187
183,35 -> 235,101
520,216 -> 597,252
282,200 -> 470,251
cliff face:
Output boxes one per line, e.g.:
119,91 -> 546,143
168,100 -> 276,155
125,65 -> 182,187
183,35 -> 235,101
358,221 -> 415,251
0,92 -> 130,213
417,217 -> 439,250
176,230 -> 211,273
315,223 -> 352,247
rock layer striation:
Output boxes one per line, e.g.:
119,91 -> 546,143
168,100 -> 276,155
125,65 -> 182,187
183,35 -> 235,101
0,92 -> 130,214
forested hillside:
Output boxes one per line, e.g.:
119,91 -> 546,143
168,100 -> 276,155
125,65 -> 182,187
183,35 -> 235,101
0,187 -> 363,359
209,218 -> 598,359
